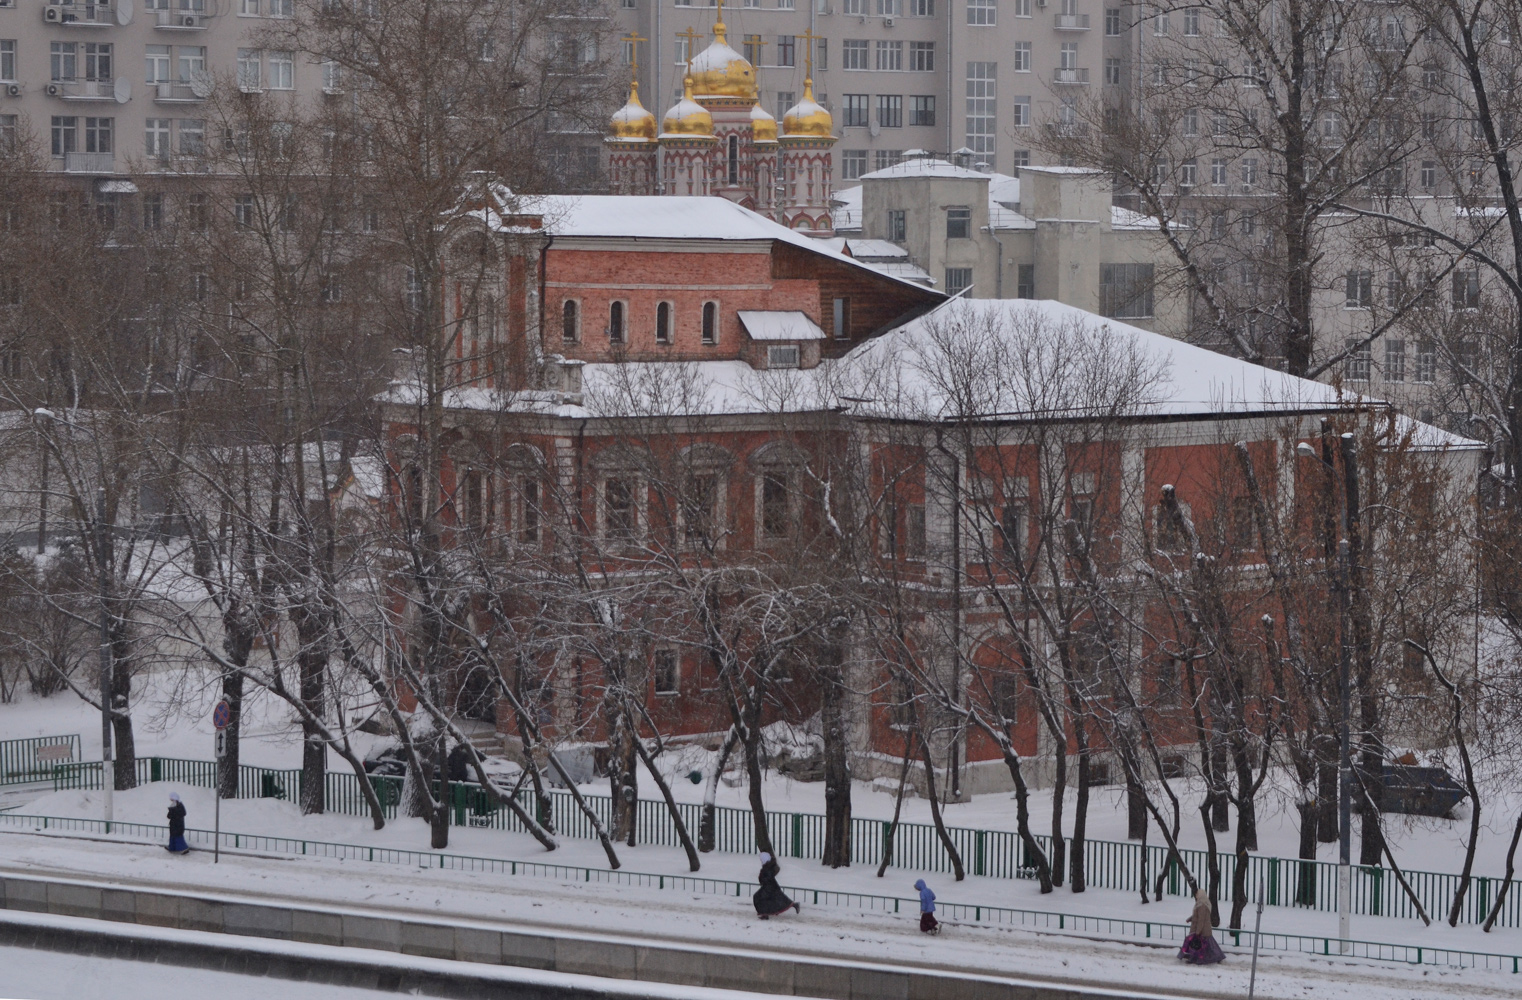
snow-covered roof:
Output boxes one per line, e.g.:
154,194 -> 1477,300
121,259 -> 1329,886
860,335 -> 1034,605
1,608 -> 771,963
988,173 -> 1021,207
858,261 -> 935,286
1393,414 -> 1484,451
738,310 -> 826,341
1111,206 -> 1161,231
843,239 -> 908,260
859,159 -> 992,181
830,186 -> 861,231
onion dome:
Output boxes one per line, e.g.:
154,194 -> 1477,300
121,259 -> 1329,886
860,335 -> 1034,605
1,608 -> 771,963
687,20 -> 756,100
608,81 -> 657,143
782,78 -> 832,139
662,75 -> 714,138
750,102 -> 778,144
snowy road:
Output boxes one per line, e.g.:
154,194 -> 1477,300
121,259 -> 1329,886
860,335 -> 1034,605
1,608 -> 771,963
0,830 -> 1514,1000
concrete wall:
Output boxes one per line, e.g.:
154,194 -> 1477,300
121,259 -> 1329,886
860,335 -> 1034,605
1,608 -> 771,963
0,871 -> 1175,1000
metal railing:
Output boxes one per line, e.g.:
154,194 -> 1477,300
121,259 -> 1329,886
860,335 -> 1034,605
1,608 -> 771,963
0,809 -> 1517,975
0,734 -> 80,784
1054,13 -> 1090,28
1052,67 -> 1091,85
47,756 -> 1522,929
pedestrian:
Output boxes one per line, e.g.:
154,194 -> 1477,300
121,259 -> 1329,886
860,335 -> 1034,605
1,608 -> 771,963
914,879 -> 939,934
752,852 -> 800,919
166,792 -> 189,855
1177,888 -> 1224,965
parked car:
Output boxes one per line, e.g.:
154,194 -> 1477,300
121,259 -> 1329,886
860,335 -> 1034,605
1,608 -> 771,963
363,745 -> 408,777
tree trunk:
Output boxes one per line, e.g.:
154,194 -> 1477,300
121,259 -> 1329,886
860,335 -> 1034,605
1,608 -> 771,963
999,742 -> 1052,893
1050,742 -> 1067,887
430,731 -> 450,850
820,663 -> 852,868
632,736 -> 700,871
1209,741 -> 1230,833
1296,796 -> 1319,906
1071,735 -> 1089,892
917,731 -> 964,880
698,725 -> 738,853
1483,809 -> 1522,931
742,726 -> 775,857
217,669 -> 244,799
876,731 -> 915,877
607,698 -> 639,847
108,637 -> 136,790
298,647 -> 326,815
1125,765 -> 1147,841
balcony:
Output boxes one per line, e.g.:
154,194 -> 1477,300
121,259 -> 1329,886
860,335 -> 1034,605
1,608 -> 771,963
1054,13 -> 1090,29
156,9 -> 208,28
54,79 -> 115,100
64,151 -> 115,173
1053,67 -> 1090,85
153,81 -> 204,102
43,2 -> 114,26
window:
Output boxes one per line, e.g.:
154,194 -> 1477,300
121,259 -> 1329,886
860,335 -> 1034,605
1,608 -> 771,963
178,46 -> 205,82
1415,341 -> 1436,383
50,116 -> 77,157
234,193 -> 256,228
1105,7 -> 1121,33
842,150 -> 868,178
1453,269 -> 1480,309
269,0 -> 291,15
768,344 -> 800,368
1105,58 -> 1121,85
178,118 -> 204,155
1385,339 -> 1405,382
887,209 -> 906,242
910,41 -> 935,72
876,40 -> 903,71
237,49 -> 261,90
681,472 -> 719,545
912,95 -> 936,126
1421,160 -> 1437,188
142,192 -> 164,230
1211,159 -> 1226,186
877,0 -> 899,12
967,0 -> 995,25
1154,11 -> 1168,33
561,299 -> 579,342
655,301 -> 672,344
83,42 -> 111,81
1017,264 -> 1034,298
1012,42 -> 1030,72
184,192 -> 208,231
608,300 -> 625,344
603,477 -> 639,540
843,40 -> 868,70
268,50 -> 294,90
51,43 -> 76,83
240,0 -> 258,12
1012,95 -> 1030,127
777,35 -> 795,67
946,206 -> 971,239
1099,263 -> 1155,318
905,504 -> 926,559
518,478 -> 541,544
966,62 -> 996,156
875,149 -> 903,170
744,34 -> 762,65
945,267 -> 973,295
653,650 -> 679,696
145,45 -> 171,85
877,94 -> 903,128
1241,157 -> 1258,187
1183,107 -> 1199,136
1345,270 -> 1372,309
701,301 -> 718,344
816,38 -> 828,70
842,94 -> 869,127
1183,8 -> 1199,34
1013,0 -> 1029,14
1012,148 -> 1030,167
1000,499 -> 1025,558
832,297 -> 851,339
144,118 -> 171,160
1345,340 -> 1371,382
1179,159 -> 1197,188
0,41 -> 12,84
910,0 -> 934,13
760,472 -> 791,539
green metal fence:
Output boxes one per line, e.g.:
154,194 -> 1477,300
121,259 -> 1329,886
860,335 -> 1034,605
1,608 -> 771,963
0,809 -> 1517,975
45,755 -> 1522,929
0,734 -> 81,785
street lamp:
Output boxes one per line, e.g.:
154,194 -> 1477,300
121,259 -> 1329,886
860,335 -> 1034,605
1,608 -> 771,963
33,408 -> 113,828
1296,432 -> 1355,950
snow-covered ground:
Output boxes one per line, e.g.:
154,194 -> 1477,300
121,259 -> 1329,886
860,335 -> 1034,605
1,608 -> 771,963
1,679 -> 1515,880
0,828 -> 1515,1000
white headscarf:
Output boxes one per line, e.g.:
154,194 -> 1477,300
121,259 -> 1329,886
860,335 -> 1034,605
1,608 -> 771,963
759,852 -> 772,864
169,792 -> 181,803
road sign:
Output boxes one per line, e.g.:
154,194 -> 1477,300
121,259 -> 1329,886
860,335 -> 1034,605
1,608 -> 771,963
214,729 -> 227,758
212,700 -> 231,731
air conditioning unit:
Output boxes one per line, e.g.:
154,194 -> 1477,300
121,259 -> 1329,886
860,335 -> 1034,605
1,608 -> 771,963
181,14 -> 200,26
44,5 -> 61,20
46,83 -> 60,96
883,16 -> 894,25
5,84 -> 18,97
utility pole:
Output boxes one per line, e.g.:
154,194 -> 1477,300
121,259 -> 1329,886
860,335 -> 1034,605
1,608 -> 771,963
97,486 -> 113,828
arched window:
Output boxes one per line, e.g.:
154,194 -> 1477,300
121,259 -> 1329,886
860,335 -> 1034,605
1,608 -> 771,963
701,301 -> 718,345
561,299 -> 578,342
609,300 -> 625,344
727,134 -> 739,185
655,301 -> 672,344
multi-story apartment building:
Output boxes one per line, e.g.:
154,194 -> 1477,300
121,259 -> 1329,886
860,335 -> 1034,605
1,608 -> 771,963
0,0 -> 328,179
610,0 -> 1124,185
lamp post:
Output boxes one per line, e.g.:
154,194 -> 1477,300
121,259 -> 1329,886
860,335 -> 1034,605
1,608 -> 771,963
34,409 -> 112,827
1295,436 -> 1355,949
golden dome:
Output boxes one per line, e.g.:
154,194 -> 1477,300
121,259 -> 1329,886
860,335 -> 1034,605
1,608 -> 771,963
608,81 -> 657,142
687,21 -> 756,101
662,76 -> 715,138
751,103 -> 778,143
782,78 -> 833,139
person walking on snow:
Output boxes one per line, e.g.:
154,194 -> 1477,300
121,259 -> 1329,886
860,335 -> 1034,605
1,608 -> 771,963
166,792 -> 189,854
914,879 -> 939,934
752,853 -> 800,919
1178,888 -> 1224,964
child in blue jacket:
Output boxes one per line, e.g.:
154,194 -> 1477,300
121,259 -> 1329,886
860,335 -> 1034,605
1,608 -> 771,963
914,879 -> 939,934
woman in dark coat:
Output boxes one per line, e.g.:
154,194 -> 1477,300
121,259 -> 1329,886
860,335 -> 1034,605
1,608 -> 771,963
166,793 -> 189,854
752,853 -> 800,919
